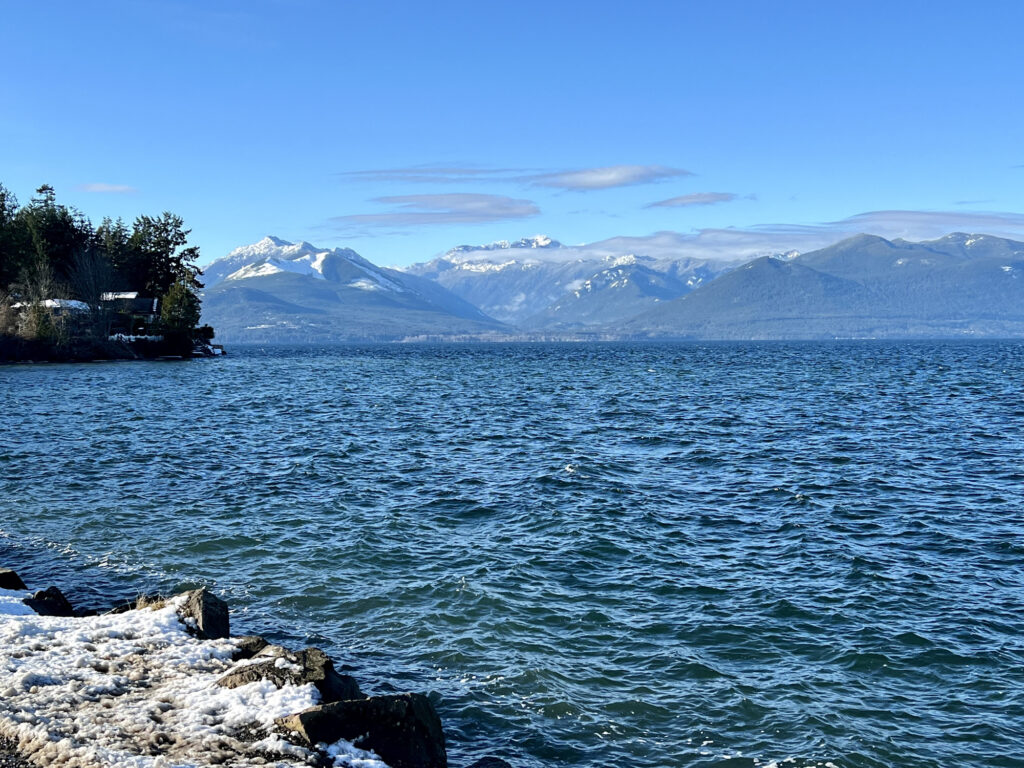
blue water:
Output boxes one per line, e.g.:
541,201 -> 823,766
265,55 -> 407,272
2,342 -> 1023,768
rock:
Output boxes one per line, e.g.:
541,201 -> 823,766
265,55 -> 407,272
466,760 -> 513,768
177,588 -> 229,639
108,593 -> 169,614
230,635 -> 270,660
219,646 -> 361,703
0,568 -> 27,591
276,693 -> 446,768
0,736 -> 32,768
23,586 -> 75,617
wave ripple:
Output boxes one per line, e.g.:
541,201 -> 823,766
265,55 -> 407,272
2,341 -> 1024,768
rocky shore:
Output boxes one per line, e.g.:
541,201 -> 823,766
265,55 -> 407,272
0,568 -> 510,768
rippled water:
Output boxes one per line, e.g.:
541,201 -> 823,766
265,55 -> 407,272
2,342 -> 1023,768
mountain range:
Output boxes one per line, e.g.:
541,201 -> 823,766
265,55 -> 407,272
198,232 -> 1024,342
627,233 -> 1024,338
402,235 -> 743,329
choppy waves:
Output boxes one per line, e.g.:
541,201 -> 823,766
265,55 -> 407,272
2,342 -> 1023,767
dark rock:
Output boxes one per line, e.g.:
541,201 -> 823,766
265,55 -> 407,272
276,693 -> 446,768
23,586 -> 75,617
177,588 -> 229,639
219,646 -> 361,703
0,568 -> 27,591
466,759 -> 513,768
231,635 -> 270,660
0,736 -> 32,768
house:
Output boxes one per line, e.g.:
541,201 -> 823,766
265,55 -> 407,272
100,292 -> 159,334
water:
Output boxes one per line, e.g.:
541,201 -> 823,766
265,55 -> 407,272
2,342 -> 1023,768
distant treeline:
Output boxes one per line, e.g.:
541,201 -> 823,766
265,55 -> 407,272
0,183 -> 210,360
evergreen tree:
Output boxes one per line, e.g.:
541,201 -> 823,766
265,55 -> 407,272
17,185 -> 93,288
0,184 -> 24,288
129,213 -> 202,297
160,279 -> 201,331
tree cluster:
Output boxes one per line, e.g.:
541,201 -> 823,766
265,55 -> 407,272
0,183 -> 210,357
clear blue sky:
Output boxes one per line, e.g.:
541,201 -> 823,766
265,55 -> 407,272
2,0 -> 1023,267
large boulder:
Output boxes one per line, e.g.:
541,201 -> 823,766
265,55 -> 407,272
177,588 -> 229,639
467,760 -> 513,768
276,693 -> 446,768
23,586 -> 75,617
218,645 -> 361,703
0,568 -> 27,591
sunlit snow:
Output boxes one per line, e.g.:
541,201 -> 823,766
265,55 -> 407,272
0,593 -> 379,767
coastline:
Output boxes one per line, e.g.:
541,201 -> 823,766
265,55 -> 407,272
0,336 -> 224,364
0,566 -> 508,768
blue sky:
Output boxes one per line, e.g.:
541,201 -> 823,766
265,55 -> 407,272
2,0 -> 1023,267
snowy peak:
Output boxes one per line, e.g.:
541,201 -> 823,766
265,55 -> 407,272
225,250 -> 331,282
226,235 -> 322,263
444,235 -> 563,261
203,236 -> 410,294
448,234 -> 561,254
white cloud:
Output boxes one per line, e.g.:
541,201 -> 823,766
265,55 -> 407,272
329,193 -> 539,231
526,164 -> 691,191
77,183 -> 138,194
647,192 -> 738,208
337,166 -> 530,184
338,163 -> 692,191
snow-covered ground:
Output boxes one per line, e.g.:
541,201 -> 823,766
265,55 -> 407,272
0,589 -> 385,767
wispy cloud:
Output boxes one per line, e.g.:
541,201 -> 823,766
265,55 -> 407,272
577,209 -> 1024,264
527,164 -> 691,191
338,166 -> 531,184
647,192 -> 738,208
329,193 -> 539,231
339,163 -> 692,191
836,209 -> 1024,238
78,183 -> 138,194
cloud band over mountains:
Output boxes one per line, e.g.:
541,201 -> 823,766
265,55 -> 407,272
580,210 -> 1024,263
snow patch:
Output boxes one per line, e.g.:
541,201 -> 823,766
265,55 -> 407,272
226,254 -> 331,282
606,254 -> 638,267
0,596 -> 343,767
457,259 -> 520,273
10,299 -> 89,311
0,588 -> 34,616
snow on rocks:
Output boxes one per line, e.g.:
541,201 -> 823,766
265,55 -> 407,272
0,568 -> 449,768
277,694 -> 446,768
0,590 -> 320,766
218,646 -> 362,704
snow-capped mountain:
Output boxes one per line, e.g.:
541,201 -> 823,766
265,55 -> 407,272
199,237 -> 506,343
445,235 -> 561,259
402,236 -> 741,328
